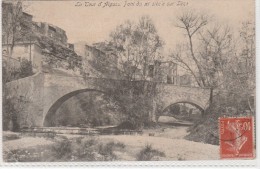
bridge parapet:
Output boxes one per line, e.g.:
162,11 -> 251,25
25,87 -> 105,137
5,71 -> 211,127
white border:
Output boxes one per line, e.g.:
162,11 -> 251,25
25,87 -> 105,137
0,0 -> 259,168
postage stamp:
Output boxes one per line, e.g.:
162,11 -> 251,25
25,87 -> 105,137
219,117 -> 254,159
0,0 -> 257,167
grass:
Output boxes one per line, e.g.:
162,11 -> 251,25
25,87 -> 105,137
136,144 -> 165,161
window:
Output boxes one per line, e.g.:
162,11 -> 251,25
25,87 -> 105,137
2,35 -> 6,43
24,45 -> 29,53
167,75 -> 172,84
2,49 -> 7,56
148,65 -> 154,78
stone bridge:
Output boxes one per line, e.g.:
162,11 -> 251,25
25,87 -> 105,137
6,71 -> 210,127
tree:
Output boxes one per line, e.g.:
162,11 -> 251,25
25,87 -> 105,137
183,18 -> 255,144
89,16 -> 164,128
2,1 -> 32,57
109,16 -> 164,81
172,11 -> 236,105
174,11 -> 209,87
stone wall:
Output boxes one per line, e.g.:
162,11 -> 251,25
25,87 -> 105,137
154,84 -> 210,120
5,73 -> 45,127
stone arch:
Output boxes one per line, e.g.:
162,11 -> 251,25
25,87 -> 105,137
161,99 -> 207,115
43,89 -> 107,127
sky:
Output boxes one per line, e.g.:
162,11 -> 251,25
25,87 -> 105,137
24,0 -> 255,54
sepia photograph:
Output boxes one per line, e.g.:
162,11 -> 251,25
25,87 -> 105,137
1,0 -> 257,165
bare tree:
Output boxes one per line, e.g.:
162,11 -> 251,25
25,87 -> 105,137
174,11 -> 209,87
172,11 -> 237,105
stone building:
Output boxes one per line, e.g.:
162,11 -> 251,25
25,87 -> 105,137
74,42 -> 119,79
2,41 -> 43,71
2,1 -> 68,46
2,1 -> 72,72
153,61 -> 178,84
33,22 -> 68,46
179,74 -> 192,86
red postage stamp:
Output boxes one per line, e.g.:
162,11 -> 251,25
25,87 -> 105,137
219,117 -> 254,159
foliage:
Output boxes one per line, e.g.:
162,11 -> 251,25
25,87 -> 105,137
185,91 -> 254,145
2,58 -> 33,131
19,58 -> 34,78
39,36 -> 82,71
108,16 -> 164,81
49,91 -> 125,127
173,11 -> 255,144
105,80 -> 157,129
136,144 -> 165,161
51,138 -> 72,160
3,58 -> 33,83
2,97 -> 19,131
2,1 -> 32,56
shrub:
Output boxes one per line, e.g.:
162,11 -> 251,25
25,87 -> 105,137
185,92 -> 255,145
72,138 -> 97,161
98,142 -> 117,161
19,58 -> 33,78
66,138 -> 125,161
137,144 -> 165,161
51,139 -> 72,160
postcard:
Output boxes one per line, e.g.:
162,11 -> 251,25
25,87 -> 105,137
1,0 -> 257,167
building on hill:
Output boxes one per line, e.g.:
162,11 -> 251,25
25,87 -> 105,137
32,22 -> 68,46
2,41 -> 43,71
74,42 -> 119,79
2,1 -> 76,73
73,42 -> 102,77
93,42 -> 119,68
2,1 -> 68,46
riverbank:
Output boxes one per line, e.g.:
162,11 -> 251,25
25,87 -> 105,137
3,126 -> 219,161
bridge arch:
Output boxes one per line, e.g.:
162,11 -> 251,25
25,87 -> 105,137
162,100 -> 205,113
43,89 -> 114,127
160,99 -> 208,116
